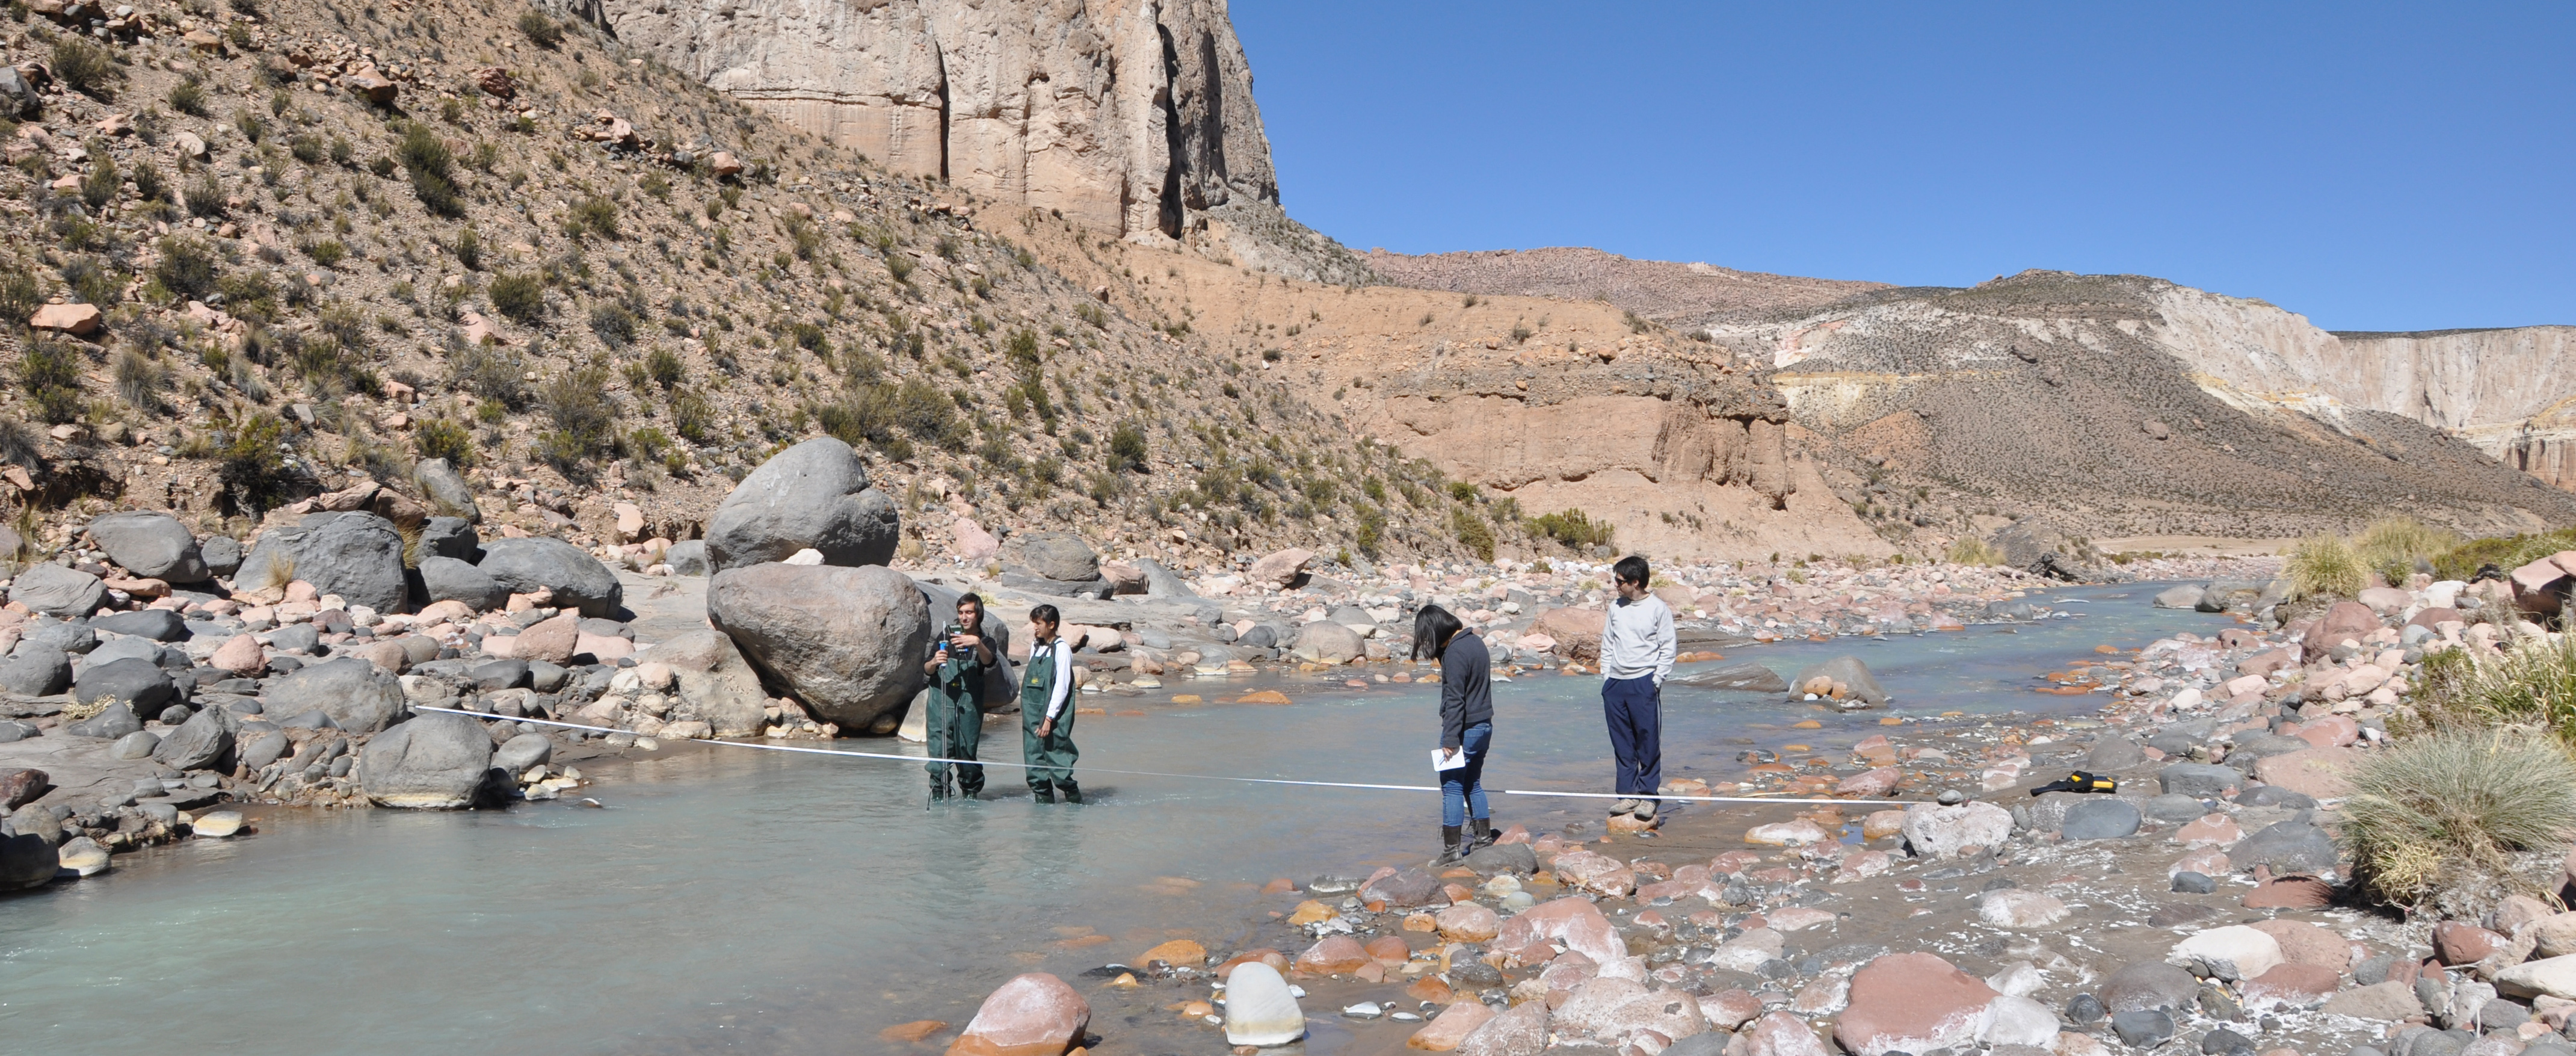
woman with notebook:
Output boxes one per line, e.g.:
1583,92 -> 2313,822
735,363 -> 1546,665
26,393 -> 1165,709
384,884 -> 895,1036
1414,604 -> 1497,864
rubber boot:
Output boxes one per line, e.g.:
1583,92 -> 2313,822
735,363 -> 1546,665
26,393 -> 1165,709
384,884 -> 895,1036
1031,782 -> 1055,804
1438,825 -> 1465,865
1471,818 -> 1499,850
1059,781 -> 1083,804
929,775 -> 952,801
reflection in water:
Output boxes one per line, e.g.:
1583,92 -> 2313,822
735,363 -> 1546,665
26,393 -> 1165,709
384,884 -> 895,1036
0,585 -> 2227,1055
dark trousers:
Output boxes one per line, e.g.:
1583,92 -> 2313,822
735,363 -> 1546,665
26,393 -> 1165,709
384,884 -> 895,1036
1601,675 -> 1662,798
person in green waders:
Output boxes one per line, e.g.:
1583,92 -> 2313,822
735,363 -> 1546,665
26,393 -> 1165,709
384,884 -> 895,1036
922,593 -> 995,801
1020,604 -> 1082,803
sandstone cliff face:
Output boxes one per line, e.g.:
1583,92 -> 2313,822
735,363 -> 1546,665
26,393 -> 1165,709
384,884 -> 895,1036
1712,271 -> 2576,540
576,0 -> 1275,240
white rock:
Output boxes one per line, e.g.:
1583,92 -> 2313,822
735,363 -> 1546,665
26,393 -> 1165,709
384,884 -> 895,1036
1988,961 -> 2048,998
2169,925 -> 2284,981
1979,891 -> 2069,928
192,810 -> 244,837
782,548 -> 825,566
1901,801 -> 2014,859
1980,994 -> 2061,1047
2495,956 -> 2576,1001
56,837 -> 109,876
1221,962 -> 1304,1046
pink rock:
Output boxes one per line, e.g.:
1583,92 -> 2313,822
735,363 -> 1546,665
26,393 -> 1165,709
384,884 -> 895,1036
946,972 -> 1088,1056
2240,962 -> 2341,1009
1835,850 -> 1893,883
2177,814 -> 2243,847
574,632 -> 634,663
2436,922 -> 2506,966
2242,876 -> 2334,910
350,639 -> 410,673
1838,767 -> 1902,797
285,581 -> 319,604
1749,1010 -> 1834,1056
29,301 -> 102,335
2171,848 -> 2231,877
2253,747 -> 2356,798
1493,896 -> 1626,968
1534,607 -> 1606,662
418,599 -> 476,623
1703,989 -> 1762,1031
1294,935 -> 1372,975
2290,715 -> 2361,749
1407,999 -> 1495,1051
209,634 -> 267,676
952,517 -> 1000,562
1455,999 -> 1547,1056
479,634 -> 520,659
2248,919 -> 2350,971
1747,820 -> 1832,846
514,612 -> 580,663
1436,903 -> 1500,943
1769,907 -> 1837,932
2300,601 -> 2382,664
1248,547 -> 1313,588
612,502 -> 645,542
1836,953 -> 1998,1056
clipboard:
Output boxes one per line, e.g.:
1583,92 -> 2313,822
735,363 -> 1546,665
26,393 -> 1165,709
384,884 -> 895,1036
1432,749 -> 1469,771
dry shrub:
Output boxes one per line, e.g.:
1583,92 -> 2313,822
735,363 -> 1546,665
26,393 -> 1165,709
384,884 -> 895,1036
1946,536 -> 2001,567
2286,534 -> 2365,599
2342,727 -> 2576,907
2355,517 -> 2458,586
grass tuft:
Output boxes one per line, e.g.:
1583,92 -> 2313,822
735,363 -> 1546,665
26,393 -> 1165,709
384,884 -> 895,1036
2286,534 -> 2366,599
2342,727 -> 2576,906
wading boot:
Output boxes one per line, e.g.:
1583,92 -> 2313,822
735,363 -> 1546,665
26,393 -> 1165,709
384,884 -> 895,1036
1471,818 -> 1499,850
1437,825 -> 1465,865
929,776 -> 952,802
1031,783 -> 1055,804
1059,782 -> 1083,804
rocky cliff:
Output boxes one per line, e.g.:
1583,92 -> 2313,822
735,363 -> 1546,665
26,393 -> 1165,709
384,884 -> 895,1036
2329,327 -> 2576,492
573,0 -> 1275,242
1364,247 -> 1888,330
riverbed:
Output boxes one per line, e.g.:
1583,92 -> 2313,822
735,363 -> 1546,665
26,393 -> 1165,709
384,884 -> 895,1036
0,584 -> 2236,1055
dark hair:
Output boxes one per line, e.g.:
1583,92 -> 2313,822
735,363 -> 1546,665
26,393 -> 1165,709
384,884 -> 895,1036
1613,555 -> 1650,587
1029,604 -> 1060,625
1411,604 -> 1465,661
957,592 -> 984,613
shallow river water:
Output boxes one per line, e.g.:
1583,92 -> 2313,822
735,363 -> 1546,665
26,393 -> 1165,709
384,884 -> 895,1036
0,584 -> 2234,1055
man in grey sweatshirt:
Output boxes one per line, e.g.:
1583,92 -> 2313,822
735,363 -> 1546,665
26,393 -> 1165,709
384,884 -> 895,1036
1600,555 -> 1676,821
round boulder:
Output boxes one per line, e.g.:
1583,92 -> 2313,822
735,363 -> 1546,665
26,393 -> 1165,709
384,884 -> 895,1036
0,643 -> 73,696
417,555 -> 507,611
294,513 -> 411,613
199,536 -> 244,577
73,656 -> 177,711
150,706 -> 233,770
1788,655 -> 1889,706
8,563 -> 108,616
703,438 -> 900,574
475,537 -> 623,617
951,973 -> 1090,1056
0,832 -> 58,890
265,656 -> 406,732
707,563 -> 931,731
1290,620 -> 1365,664
87,510 -> 210,582
359,711 -> 503,809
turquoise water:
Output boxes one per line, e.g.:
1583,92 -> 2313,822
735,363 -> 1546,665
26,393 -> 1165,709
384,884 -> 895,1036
0,584 -> 2230,1054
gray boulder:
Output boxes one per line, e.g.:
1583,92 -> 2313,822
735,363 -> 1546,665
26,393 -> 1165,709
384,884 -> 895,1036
2100,960 -> 2202,1012
1786,655 -> 1889,706
2158,762 -> 2243,798
0,643 -> 73,696
231,525 -> 310,592
999,531 -> 1109,597
2199,581 -> 2267,613
2230,820 -> 2340,875
2086,736 -> 2148,771
1290,620 -> 1365,664
1670,661 -> 1790,692
241,731 -> 289,771
24,619 -> 96,653
2060,798 -> 2143,840
73,657 -> 177,711
418,556 -> 507,610
199,536 -> 244,577
707,563 -> 930,733
359,711 -> 504,809
85,635 -> 171,669
702,437 -> 900,573
650,629 -> 772,737
64,702 -> 141,740
665,540 -> 709,576
419,516 -> 480,562
9,563 -> 108,616
2153,585 -> 2206,610
1135,558 -> 1197,598
0,832 -> 57,890
492,732 -> 552,774
87,511 -> 211,582
0,65 -> 39,120
2143,794 -> 2211,822
266,656 -> 406,732
91,608 -> 186,641
413,458 -> 482,523
151,706 -> 233,770
110,729 -> 159,759
292,513 -> 410,613
475,537 -> 621,617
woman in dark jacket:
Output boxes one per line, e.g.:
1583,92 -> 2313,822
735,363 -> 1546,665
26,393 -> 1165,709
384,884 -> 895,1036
1414,604 -> 1496,864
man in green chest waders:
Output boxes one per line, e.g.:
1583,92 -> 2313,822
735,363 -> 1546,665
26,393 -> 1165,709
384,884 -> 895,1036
1020,604 -> 1082,803
922,593 -> 995,801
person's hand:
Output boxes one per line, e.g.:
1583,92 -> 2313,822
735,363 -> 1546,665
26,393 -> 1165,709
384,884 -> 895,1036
1441,746 -> 1458,761
949,632 -> 981,652
1037,719 -> 1054,738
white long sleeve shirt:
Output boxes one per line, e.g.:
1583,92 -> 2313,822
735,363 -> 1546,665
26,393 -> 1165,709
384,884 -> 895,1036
1034,637 -> 1076,721
1599,594 -> 1676,684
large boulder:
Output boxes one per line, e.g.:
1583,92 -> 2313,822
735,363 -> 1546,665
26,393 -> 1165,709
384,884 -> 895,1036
476,537 -> 622,617
1290,620 -> 1364,664
2153,585 -> 2206,610
1786,655 -> 1888,706
417,556 -> 507,610
1248,547 -> 1313,588
1135,558 -> 1196,598
418,516 -> 480,562
0,832 -> 57,890
2302,601 -> 2382,664
232,523 -> 312,592
94,609 -> 186,642
1836,953 -> 1998,1056
267,656 -> 407,732
413,458 -> 482,523
650,629 -> 771,737
0,643 -> 73,696
199,536 -> 244,576
292,513 -> 411,612
1669,662 -> 1790,692
359,711 -> 503,809
9,563 -> 108,616
1535,607 -> 1607,662
2229,820 -> 2340,876
665,540 -> 709,576
950,973 -> 1090,1056
998,531 -> 1110,597
702,438 -> 899,573
87,510 -> 210,582
1902,801 -> 2013,859
707,563 -> 931,732
73,657 -> 177,711
151,706 -> 233,770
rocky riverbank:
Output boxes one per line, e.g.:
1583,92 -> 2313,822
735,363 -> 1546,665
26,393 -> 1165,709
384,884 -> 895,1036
925,570 -> 2576,1056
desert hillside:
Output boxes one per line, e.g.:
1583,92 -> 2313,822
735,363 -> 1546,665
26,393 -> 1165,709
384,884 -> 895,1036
1363,246 -> 1888,331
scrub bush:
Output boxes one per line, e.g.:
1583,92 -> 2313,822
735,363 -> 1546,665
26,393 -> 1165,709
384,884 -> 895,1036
2286,534 -> 2365,599
2343,727 -> 2576,907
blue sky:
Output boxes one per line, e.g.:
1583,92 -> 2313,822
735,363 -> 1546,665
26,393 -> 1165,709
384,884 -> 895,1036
1229,2 -> 2574,332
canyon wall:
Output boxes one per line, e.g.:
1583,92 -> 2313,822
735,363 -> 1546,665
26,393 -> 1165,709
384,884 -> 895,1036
574,0 -> 1276,240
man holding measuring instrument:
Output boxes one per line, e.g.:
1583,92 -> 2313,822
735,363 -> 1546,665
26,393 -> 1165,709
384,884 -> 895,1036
923,593 -> 996,800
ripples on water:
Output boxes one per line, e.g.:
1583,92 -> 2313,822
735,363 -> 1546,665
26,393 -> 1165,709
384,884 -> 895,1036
0,584 -> 2232,1054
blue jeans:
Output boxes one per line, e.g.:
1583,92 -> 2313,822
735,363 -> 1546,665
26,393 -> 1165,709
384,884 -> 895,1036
1603,676 -> 1662,798
1442,721 -> 1492,827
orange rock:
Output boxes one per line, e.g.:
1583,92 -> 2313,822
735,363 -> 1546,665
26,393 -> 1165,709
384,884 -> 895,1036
1406,999 -> 1496,1051
1407,975 -> 1455,1003
1364,934 -> 1412,965
1260,877 -> 1298,894
1170,694 -> 1203,704
881,1019 -> 951,1043
1214,948 -> 1287,978
946,974 -> 1088,1056
1285,901 -> 1334,926
1137,939 -> 1206,966
1237,690 -> 1291,705
1401,912 -> 1437,933
1293,935 -> 1371,975
29,302 -> 102,335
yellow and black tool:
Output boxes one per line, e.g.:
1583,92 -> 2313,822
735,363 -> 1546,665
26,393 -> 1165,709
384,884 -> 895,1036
2029,770 -> 2118,795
